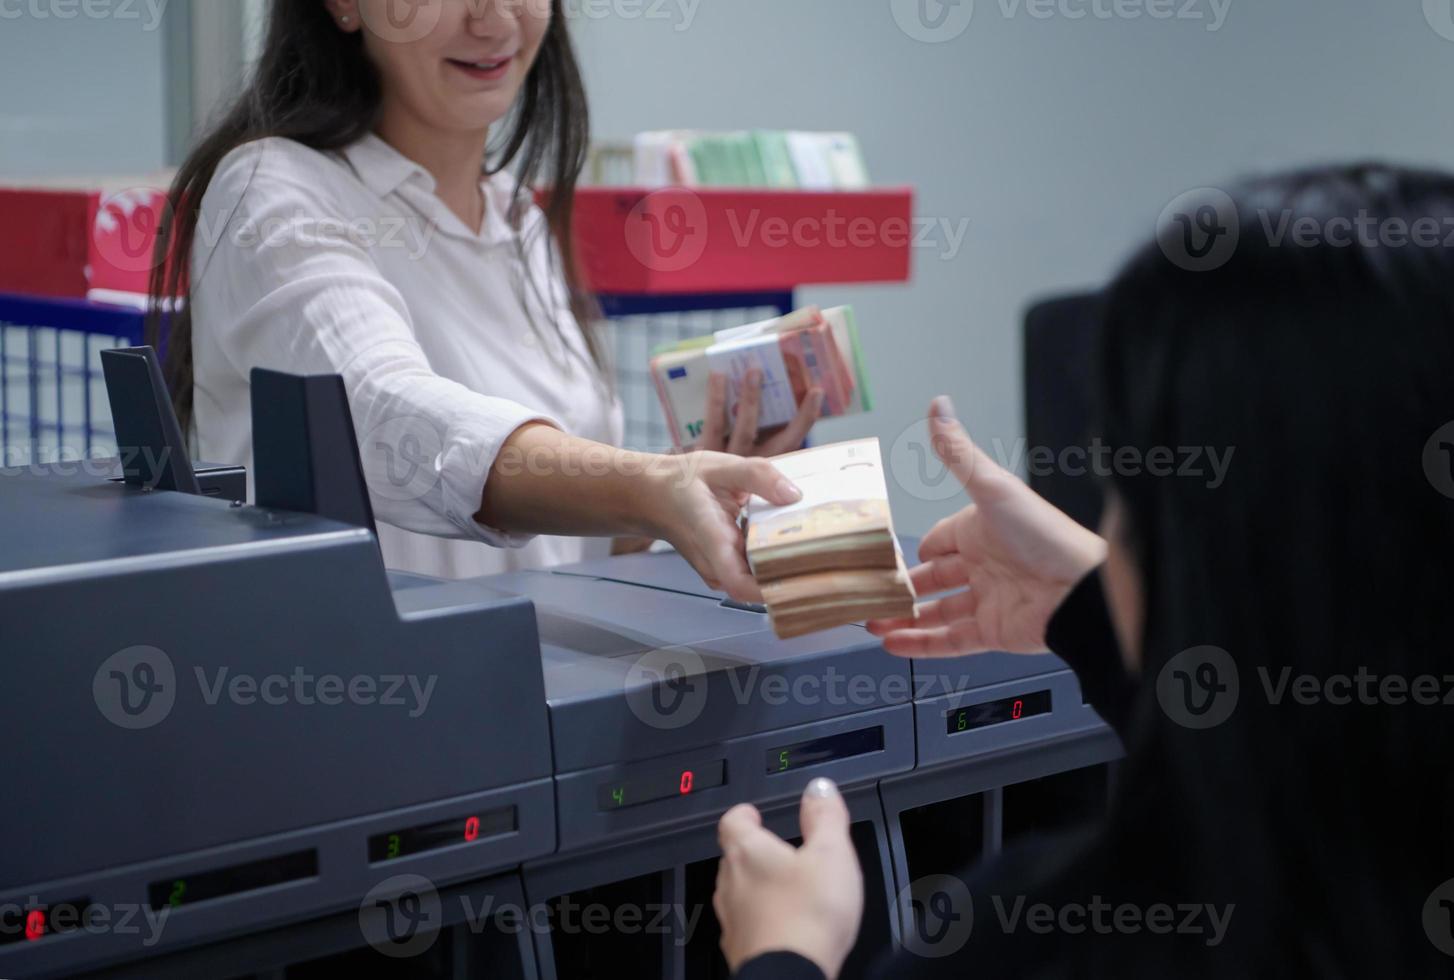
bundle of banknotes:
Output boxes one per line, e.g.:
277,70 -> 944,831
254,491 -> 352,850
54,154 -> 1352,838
746,438 -> 916,639
649,305 -> 871,450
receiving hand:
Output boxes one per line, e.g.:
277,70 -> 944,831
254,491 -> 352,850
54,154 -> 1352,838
867,397 -> 1107,657
647,451 -> 802,603
715,779 -> 864,979
695,370 -> 824,458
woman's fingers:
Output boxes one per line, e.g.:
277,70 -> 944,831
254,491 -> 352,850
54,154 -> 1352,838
718,802 -> 764,851
687,507 -> 760,602
909,590 -> 979,630
711,456 -> 802,506
758,388 -> 824,457
908,555 -> 971,595
726,370 -> 764,456
918,512 -> 965,561
928,396 -> 1009,497
878,621 -> 989,658
799,779 -> 853,858
698,373 -> 730,451
713,543 -> 763,604
865,559 -> 971,633
868,586 -> 977,635
718,802 -> 794,867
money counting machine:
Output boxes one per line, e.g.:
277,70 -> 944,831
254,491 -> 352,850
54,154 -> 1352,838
1,351 -> 1120,979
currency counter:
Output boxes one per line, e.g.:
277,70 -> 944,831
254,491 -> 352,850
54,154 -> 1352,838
0,462 -> 556,979
3,359 -> 1121,978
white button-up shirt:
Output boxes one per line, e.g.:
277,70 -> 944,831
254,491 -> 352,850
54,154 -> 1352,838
190,134 -> 623,580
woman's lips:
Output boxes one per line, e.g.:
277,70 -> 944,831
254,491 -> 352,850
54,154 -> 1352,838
446,56 -> 514,82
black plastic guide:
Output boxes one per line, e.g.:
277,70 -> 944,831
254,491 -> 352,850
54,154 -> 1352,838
100,346 -> 202,495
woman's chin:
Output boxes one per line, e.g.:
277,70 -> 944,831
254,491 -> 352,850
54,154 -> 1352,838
436,92 -> 520,133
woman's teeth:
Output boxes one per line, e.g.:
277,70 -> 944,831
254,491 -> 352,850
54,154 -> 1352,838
453,58 -> 508,70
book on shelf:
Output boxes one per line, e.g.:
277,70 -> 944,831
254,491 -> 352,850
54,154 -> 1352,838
746,438 -> 916,639
631,130 -> 870,190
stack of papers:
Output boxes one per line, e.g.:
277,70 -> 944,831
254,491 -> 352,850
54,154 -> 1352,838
650,306 -> 872,450
746,439 -> 916,639
633,130 -> 870,190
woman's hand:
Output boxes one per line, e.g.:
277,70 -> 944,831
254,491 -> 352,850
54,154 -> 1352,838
644,451 -> 803,603
715,779 -> 864,979
695,370 -> 824,458
867,397 -> 1107,657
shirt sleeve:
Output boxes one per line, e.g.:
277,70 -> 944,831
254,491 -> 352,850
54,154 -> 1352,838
191,141 -> 552,546
1044,569 -> 1138,734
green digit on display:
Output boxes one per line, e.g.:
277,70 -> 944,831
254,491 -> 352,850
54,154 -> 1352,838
168,880 -> 186,908
612,787 -> 625,807
386,834 -> 402,859
957,711 -> 967,731
779,750 -> 790,772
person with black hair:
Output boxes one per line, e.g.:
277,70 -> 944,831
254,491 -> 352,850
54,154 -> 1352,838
715,164 -> 1454,978
150,0 -> 820,588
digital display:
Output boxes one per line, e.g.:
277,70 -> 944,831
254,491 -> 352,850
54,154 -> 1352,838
148,851 -> 317,910
598,759 -> 727,811
368,806 -> 517,863
0,899 -> 89,946
767,727 -> 885,774
946,690 -> 1052,735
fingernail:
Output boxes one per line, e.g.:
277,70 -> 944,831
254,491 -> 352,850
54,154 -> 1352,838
748,369 -> 763,387
811,388 -> 825,407
931,395 -> 958,423
776,479 -> 802,503
806,778 -> 838,799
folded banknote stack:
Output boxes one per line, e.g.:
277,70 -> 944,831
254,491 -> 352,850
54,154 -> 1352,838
650,305 -> 871,450
746,438 -> 916,639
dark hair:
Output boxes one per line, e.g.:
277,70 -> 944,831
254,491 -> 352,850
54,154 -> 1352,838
146,0 -> 598,433
1092,165 -> 1454,973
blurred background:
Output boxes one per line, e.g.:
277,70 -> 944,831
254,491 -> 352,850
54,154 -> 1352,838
1,0 -> 1448,533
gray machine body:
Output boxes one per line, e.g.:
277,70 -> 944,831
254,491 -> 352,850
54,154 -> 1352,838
3,468 -> 1120,979
482,566 -> 917,852
0,466 -> 555,977
553,545 -> 1110,770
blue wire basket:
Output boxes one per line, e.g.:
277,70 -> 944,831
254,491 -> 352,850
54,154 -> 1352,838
0,292 -> 144,467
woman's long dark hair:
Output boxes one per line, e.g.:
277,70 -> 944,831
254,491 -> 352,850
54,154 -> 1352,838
146,0 -> 598,433
1083,165 -> 1454,974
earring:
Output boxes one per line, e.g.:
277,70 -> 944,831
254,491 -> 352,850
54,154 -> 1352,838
341,15 -> 352,24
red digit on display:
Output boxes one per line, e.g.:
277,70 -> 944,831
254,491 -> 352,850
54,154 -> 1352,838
25,909 -> 45,942
680,770 -> 694,795
464,816 -> 481,842
1012,699 -> 1024,720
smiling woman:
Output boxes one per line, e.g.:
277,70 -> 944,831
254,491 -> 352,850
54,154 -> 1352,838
143,0 -> 816,588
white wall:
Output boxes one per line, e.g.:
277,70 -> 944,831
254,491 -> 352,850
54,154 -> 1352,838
570,0 -> 1454,533
0,1 -> 172,175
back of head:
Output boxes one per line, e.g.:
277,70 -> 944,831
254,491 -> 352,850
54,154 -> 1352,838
1095,165 -> 1454,973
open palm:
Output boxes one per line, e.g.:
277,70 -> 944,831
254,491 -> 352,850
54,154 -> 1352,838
868,398 -> 1107,657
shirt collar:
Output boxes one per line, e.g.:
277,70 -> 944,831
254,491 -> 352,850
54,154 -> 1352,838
341,132 -> 537,248
341,132 -> 437,198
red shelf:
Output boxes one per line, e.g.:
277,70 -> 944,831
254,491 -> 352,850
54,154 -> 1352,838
0,189 -> 96,299
571,187 -> 914,296
0,185 -> 916,304
0,186 -> 171,301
